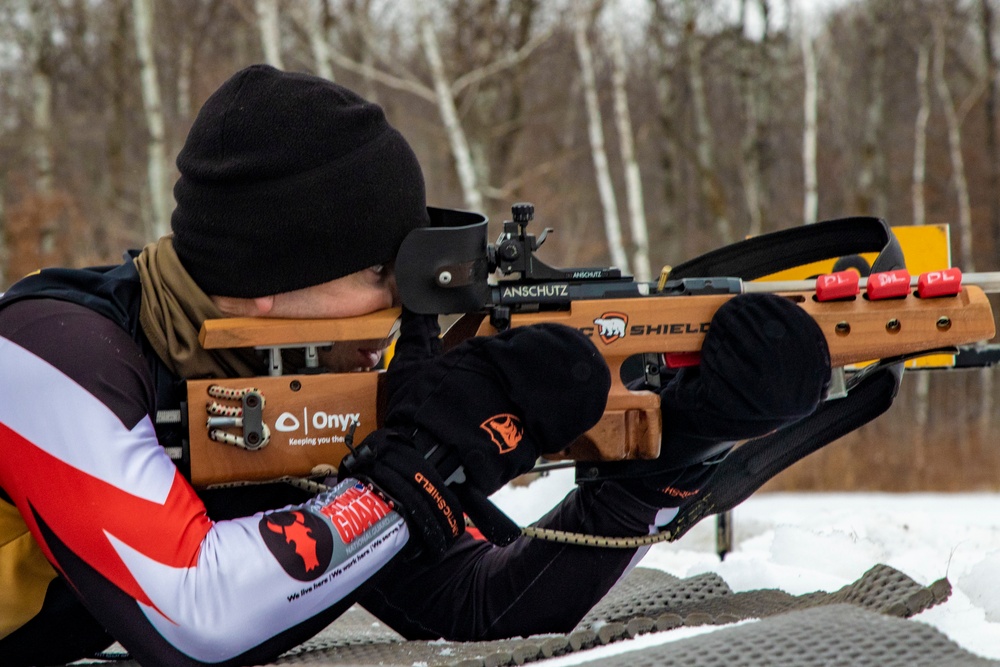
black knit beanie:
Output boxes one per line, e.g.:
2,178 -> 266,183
171,64 -> 430,297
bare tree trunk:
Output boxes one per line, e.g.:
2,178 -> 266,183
306,0 -> 334,81
132,0 -> 171,239
255,0 -> 284,68
609,0 -> 650,280
685,4 -> 732,245
574,2 -> 629,272
911,39 -> 932,470
801,22 -> 818,224
648,0 -> 681,246
983,0 -> 1000,253
102,0 -> 131,253
28,2 -> 54,195
177,36 -> 193,118
416,5 -> 483,213
933,19 -> 974,272
912,42 -> 931,228
323,5 -> 548,214
857,15 -> 887,218
31,70 -> 54,195
933,14 -> 975,462
978,0 -> 996,436
738,0 -> 772,237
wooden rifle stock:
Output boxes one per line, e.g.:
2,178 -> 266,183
184,284 -> 995,487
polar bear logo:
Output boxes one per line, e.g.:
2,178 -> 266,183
593,312 -> 628,344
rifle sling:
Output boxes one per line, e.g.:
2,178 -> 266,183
669,216 -> 905,281
658,218 -> 906,539
664,364 -> 903,541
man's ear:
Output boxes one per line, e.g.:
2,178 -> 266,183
251,295 -> 275,316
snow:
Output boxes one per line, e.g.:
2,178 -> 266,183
491,469 -> 1000,662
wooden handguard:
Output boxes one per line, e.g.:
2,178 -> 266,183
186,288 -> 995,487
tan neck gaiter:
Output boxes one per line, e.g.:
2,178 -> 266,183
134,236 -> 264,379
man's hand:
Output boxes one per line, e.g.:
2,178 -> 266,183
582,292 -> 831,507
387,309 -> 611,494
342,309 -> 611,553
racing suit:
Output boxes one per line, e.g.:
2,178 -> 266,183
0,256 -> 665,666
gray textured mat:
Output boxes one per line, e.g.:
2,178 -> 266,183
579,562 -> 953,627
78,565 -> 995,667
591,605 -> 998,667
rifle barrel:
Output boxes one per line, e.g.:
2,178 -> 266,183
743,271 -> 1000,295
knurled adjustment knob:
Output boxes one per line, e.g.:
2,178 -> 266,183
511,202 -> 534,223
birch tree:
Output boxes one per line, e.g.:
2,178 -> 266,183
28,1 -> 54,195
608,0 -> 651,280
289,0 -> 334,80
416,4 -> 483,212
800,18 -> 818,224
107,0 -> 131,247
132,0 -> 171,239
910,38 -> 932,469
255,0 -> 284,68
177,34 -> 193,118
977,0 -> 996,435
912,41 -> 931,228
932,16 -> 973,272
736,0 -> 773,237
574,1 -> 630,273
323,4 -> 550,215
172,1 -> 225,120
450,0 -> 541,204
981,0 -> 1000,269
648,0 -> 682,241
308,0 -> 334,81
856,7 -> 887,218
684,1 -> 733,244
931,8 -> 979,460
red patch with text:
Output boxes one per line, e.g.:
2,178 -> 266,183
317,483 -> 392,545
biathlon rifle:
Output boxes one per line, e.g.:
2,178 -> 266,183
175,203 -> 998,489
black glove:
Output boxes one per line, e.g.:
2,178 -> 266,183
582,293 -> 831,507
339,428 -> 464,558
387,309 -> 611,495
343,309 -> 611,550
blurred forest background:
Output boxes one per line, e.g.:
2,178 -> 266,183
2,0 -> 1000,491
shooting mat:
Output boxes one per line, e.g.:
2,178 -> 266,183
80,565 -> 996,667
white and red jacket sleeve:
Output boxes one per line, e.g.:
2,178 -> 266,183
0,299 -> 410,666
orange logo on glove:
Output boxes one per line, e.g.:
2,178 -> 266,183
480,413 -> 523,454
